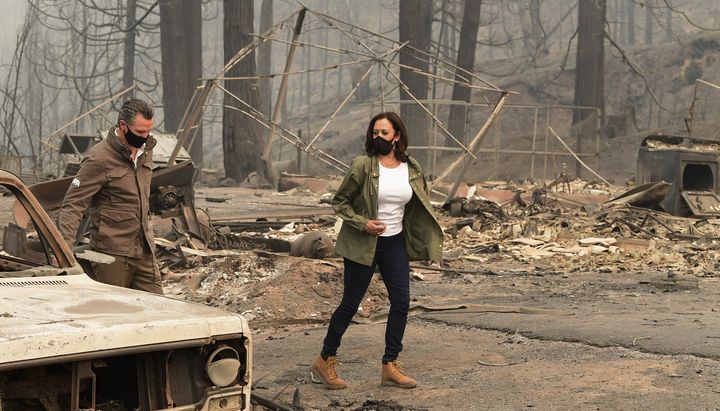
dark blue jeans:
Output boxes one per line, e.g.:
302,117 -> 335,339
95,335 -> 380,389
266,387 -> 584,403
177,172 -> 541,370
321,232 -> 410,363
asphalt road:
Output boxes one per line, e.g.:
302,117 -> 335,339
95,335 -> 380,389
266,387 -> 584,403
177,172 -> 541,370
251,269 -> 720,410
418,271 -> 720,360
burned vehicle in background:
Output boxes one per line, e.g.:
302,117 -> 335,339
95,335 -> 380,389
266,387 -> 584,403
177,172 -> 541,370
0,168 -> 252,410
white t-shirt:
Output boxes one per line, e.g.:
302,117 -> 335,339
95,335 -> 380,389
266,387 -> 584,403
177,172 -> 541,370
378,162 -> 413,237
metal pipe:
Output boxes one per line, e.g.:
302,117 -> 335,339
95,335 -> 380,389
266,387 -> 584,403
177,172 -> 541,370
430,92 -> 508,190
261,8 -> 307,183
304,61 -> 376,151
548,127 -> 611,186
41,84 -> 136,143
531,106 -> 538,180
303,43 -> 404,152
169,9 -> 302,165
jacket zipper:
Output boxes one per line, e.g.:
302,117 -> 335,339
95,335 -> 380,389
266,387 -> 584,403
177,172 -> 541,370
372,178 -> 377,217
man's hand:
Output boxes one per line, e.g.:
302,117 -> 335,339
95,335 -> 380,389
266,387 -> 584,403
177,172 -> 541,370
363,220 -> 387,236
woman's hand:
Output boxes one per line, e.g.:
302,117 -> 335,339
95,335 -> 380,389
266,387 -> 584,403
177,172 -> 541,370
363,220 -> 387,236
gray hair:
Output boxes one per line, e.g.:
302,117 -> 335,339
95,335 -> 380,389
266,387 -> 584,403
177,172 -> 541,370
118,98 -> 154,125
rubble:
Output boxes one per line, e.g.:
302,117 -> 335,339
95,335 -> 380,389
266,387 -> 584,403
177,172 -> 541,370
439,185 -> 708,279
166,252 -> 390,326
431,177 -> 720,278
151,172 -> 720,331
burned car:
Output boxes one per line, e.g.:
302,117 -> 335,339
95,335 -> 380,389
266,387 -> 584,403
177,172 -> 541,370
0,169 -> 251,410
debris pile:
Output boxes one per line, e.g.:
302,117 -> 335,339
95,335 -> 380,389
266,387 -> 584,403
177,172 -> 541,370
441,192 -> 720,276
167,252 -> 390,325
156,175 -> 720,326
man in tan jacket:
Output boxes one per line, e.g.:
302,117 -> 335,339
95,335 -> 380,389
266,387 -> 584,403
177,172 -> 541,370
58,98 -> 162,294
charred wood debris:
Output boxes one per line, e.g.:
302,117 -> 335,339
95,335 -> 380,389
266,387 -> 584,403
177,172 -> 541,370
21,133 -> 720,298
154,170 -> 720,285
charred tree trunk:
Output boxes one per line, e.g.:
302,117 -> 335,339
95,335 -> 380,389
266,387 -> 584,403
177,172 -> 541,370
122,0 -> 136,94
626,0 -> 635,45
609,0 -> 619,41
438,0 -> 449,60
159,0 -> 203,164
399,0 -> 432,170
448,0 -> 481,148
572,0 -> 606,178
222,0 -> 265,182
450,7 -> 458,60
530,0 -> 545,55
645,0 -> 653,45
258,0 -> 273,117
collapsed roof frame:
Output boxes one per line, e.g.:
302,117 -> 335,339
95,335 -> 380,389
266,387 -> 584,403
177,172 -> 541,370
165,4 -> 515,201
37,82 -> 156,176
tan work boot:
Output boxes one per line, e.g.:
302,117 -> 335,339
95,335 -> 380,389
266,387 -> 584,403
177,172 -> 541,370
381,360 -> 417,388
310,356 -> 347,390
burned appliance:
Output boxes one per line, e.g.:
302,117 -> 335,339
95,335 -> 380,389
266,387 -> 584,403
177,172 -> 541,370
637,135 -> 720,217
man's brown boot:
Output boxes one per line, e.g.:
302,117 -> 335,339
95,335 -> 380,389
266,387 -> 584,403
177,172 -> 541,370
310,356 -> 347,390
381,360 -> 417,388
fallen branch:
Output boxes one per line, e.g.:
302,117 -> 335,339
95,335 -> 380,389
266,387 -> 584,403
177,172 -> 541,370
356,303 -> 566,325
409,263 -> 501,275
648,214 -> 678,235
251,393 -> 295,411
632,337 -> 651,346
617,217 -> 667,240
477,358 -> 527,367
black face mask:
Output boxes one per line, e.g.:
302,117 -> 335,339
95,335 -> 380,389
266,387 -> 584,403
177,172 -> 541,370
121,123 -> 147,148
373,137 -> 395,156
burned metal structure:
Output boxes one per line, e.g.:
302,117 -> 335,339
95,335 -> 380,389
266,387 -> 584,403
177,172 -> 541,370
169,5 -> 514,203
637,135 -> 720,217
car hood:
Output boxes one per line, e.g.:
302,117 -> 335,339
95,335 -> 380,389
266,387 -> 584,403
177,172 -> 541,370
0,274 -> 249,369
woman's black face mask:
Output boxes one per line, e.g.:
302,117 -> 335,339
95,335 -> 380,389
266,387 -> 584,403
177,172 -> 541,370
373,136 -> 395,155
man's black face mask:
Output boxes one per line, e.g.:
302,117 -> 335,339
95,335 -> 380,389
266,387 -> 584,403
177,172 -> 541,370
121,122 -> 147,148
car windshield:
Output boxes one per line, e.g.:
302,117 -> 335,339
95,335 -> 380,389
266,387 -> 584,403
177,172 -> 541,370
0,184 -> 60,275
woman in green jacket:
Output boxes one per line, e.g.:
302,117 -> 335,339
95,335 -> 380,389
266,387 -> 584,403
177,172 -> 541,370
311,112 -> 443,390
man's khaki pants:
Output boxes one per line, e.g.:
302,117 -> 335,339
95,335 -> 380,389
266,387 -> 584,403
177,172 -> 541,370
91,251 -> 163,294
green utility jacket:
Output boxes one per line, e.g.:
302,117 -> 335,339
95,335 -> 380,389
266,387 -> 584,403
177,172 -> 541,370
333,155 -> 443,266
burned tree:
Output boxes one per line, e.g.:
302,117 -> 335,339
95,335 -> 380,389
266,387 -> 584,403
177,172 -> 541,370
0,0 -> 163,177
448,0 -> 482,147
530,0 -> 546,56
122,0 -> 137,92
520,0 -> 546,60
399,0 -> 432,169
159,0 -> 203,164
626,0 -> 636,45
222,0 -> 265,182
645,0 -> 653,45
572,0 -> 606,177
258,0 -> 273,117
